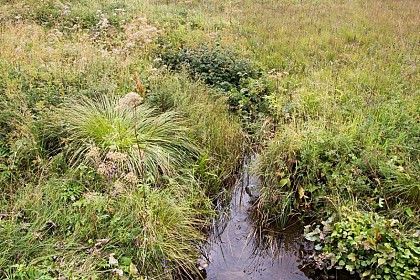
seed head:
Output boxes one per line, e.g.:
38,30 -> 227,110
123,172 -> 138,185
106,151 -> 127,161
117,92 -> 143,110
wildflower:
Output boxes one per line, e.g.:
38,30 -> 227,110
109,253 -> 119,266
112,268 -> 123,276
123,172 -> 138,185
107,165 -> 117,178
162,259 -> 169,269
86,145 -> 100,159
97,163 -> 108,175
106,151 -> 127,161
116,92 -> 143,110
123,18 -> 161,52
98,17 -> 109,29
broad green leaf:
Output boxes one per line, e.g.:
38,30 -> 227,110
279,178 -> 290,188
378,258 -> 386,266
348,253 -> 356,262
345,264 -> 354,271
362,270 -> 371,277
121,256 -> 132,265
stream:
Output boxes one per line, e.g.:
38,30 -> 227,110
200,156 -> 313,280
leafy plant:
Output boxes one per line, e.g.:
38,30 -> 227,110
256,112 -> 420,226
157,41 -> 272,129
304,210 -> 420,279
159,41 -> 260,91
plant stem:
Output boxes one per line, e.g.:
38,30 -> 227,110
133,106 -> 147,208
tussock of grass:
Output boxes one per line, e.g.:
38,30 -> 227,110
57,94 -> 200,186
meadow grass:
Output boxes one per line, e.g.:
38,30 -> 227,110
0,0 -> 244,278
0,0 -> 419,278
146,0 -> 419,223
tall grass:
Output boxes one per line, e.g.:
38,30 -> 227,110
145,70 -> 246,187
0,1 -> 245,278
58,94 -> 199,186
1,0 -> 418,277
171,0 -> 418,224
0,175 -> 210,279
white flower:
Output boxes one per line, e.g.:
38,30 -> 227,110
112,268 -> 123,276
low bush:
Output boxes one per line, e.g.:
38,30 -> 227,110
304,210 -> 420,279
157,41 -> 272,130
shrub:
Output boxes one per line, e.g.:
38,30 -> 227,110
159,41 -> 260,91
304,210 -> 420,280
157,41 -> 272,129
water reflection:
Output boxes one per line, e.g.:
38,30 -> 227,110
202,157 -> 312,280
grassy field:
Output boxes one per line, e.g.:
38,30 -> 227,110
0,0 -> 419,279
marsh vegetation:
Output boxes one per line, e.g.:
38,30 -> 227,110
0,0 -> 419,279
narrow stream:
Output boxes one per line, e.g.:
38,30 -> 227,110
201,156 -> 312,280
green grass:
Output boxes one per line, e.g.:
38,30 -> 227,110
0,175 -> 211,279
0,0 -> 419,278
145,70 -> 246,186
57,94 -> 200,186
0,0 -> 244,278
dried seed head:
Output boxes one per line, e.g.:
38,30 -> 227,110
106,151 -> 127,161
117,92 -> 143,110
112,180 -> 126,196
86,145 -> 100,159
123,172 -> 138,185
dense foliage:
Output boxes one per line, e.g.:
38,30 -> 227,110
305,211 -> 420,279
158,41 -> 272,130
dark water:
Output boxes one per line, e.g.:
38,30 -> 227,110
201,157 -> 312,280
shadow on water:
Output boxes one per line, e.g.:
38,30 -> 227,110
200,156 -> 313,280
